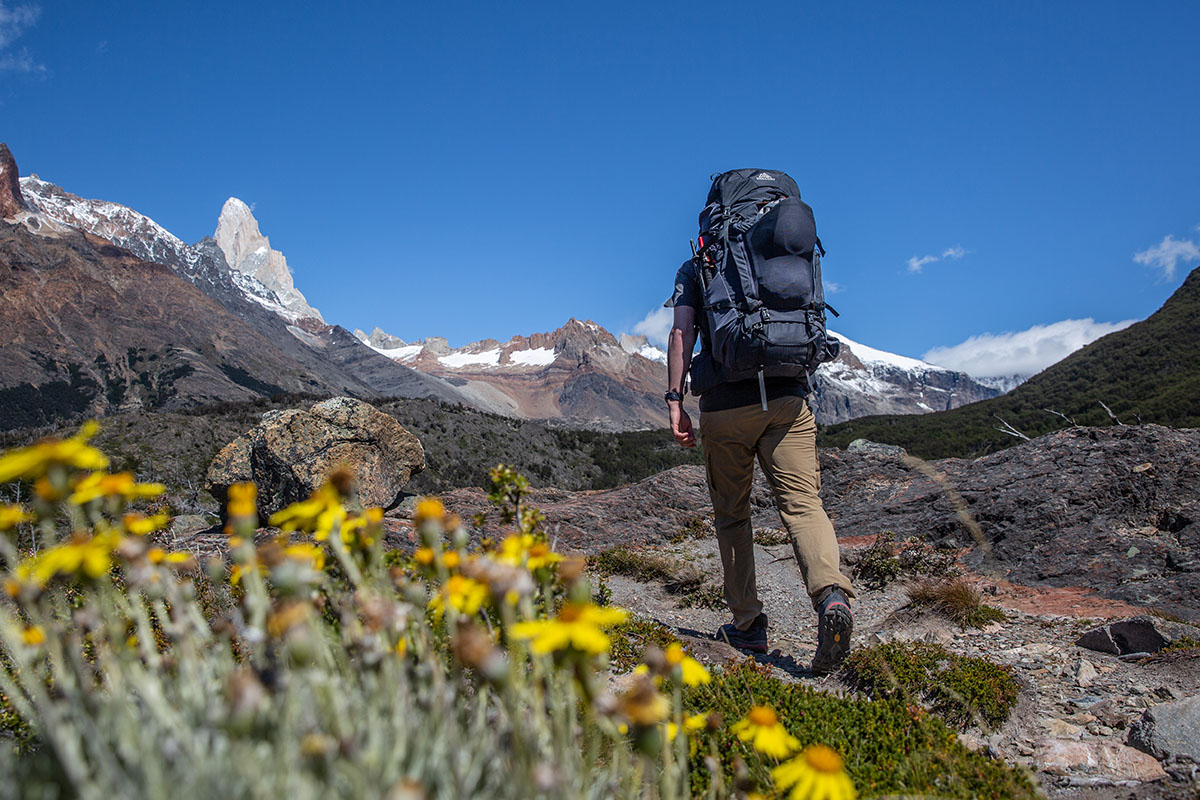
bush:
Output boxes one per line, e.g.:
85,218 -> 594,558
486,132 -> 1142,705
684,660 -> 1037,798
843,642 -> 1020,730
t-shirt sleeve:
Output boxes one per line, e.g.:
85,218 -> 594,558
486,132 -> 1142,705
666,260 -> 701,309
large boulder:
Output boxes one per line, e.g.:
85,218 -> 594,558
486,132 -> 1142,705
205,397 -> 424,517
1128,695 -> 1200,762
1075,616 -> 1200,656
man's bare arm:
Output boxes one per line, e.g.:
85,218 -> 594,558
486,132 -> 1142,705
666,305 -> 697,447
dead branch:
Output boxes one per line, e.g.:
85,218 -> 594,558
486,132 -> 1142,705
993,415 -> 1031,441
1098,400 -> 1124,426
1044,408 -> 1076,426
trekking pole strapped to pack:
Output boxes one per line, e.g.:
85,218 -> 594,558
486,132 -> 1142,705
688,169 -> 841,399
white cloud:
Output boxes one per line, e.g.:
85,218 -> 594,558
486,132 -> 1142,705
922,318 -> 1137,379
942,246 -> 967,260
631,306 -> 673,348
0,2 -> 41,72
823,281 -> 844,294
1134,234 -> 1200,281
906,254 -> 938,274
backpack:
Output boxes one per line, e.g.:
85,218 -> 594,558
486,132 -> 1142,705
688,168 -> 840,402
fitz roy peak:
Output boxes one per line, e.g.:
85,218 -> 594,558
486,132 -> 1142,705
214,198 -> 324,324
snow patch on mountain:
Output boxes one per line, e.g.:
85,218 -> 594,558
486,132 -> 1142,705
509,347 -> 556,366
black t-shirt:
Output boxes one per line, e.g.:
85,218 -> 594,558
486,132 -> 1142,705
668,259 -> 807,413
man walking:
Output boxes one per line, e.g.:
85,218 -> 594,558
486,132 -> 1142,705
664,168 -> 854,675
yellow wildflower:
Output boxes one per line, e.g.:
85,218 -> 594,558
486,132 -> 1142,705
21,625 -> 46,646
666,712 -> 709,741
772,744 -> 857,800
147,548 -> 194,566
14,531 -> 121,586
494,533 -> 563,571
269,484 -> 346,541
283,542 -> 325,572
0,503 -> 32,531
619,673 -> 670,726
227,483 -> 257,518
509,602 -> 628,656
429,574 -> 488,619
69,471 -> 165,505
266,602 -> 312,638
339,509 -> 381,547
121,512 -> 172,536
414,547 -> 435,566
665,642 -> 711,686
443,551 -> 461,569
414,497 -> 445,524
731,706 -> 800,759
0,421 -> 108,483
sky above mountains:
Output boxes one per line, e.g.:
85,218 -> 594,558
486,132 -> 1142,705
2,1 -> 1197,379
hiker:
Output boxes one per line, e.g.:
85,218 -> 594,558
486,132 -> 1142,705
664,169 -> 855,675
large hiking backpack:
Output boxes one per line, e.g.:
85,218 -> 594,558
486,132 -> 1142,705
688,168 -> 840,398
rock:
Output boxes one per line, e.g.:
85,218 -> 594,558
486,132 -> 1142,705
169,514 -> 213,537
0,142 -> 30,219
1128,695 -> 1200,762
1043,718 -> 1084,739
1075,658 -> 1099,688
205,396 -> 425,517
1037,740 -> 1167,782
847,439 -> 907,458
1076,616 -> 1200,656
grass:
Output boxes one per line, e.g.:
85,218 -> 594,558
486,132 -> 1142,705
843,642 -> 1020,730
685,660 -> 1038,799
669,514 -> 712,543
591,545 -> 700,586
907,578 -> 1006,629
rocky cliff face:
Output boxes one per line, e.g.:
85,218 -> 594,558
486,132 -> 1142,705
0,144 -> 29,219
213,198 -> 324,324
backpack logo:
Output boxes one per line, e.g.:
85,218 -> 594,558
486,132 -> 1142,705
754,172 -> 775,181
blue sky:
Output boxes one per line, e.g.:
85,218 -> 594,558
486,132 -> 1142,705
3,1 -> 1198,377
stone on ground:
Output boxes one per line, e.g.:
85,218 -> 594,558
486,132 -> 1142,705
1128,695 -> 1200,762
205,396 -> 424,516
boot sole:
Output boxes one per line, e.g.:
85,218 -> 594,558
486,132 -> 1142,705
811,609 -> 853,675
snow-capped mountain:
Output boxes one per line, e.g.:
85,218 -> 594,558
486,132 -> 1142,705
810,331 -> 1000,423
4,147 -> 484,417
354,319 -> 674,428
3,141 -> 997,430
214,198 -> 324,323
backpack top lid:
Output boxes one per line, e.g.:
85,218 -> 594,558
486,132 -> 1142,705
700,169 -> 802,234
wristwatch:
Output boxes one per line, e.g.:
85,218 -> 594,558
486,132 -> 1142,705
664,390 -> 683,403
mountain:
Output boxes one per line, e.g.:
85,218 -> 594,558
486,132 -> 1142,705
1,142 -> 1000,431
820,266 -> 1200,458
355,318 -> 674,429
0,144 -> 488,429
811,331 -> 1000,423
357,320 -> 998,428
213,197 -> 324,323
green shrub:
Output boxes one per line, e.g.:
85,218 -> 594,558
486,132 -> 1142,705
684,660 -> 1037,798
843,642 -> 1020,730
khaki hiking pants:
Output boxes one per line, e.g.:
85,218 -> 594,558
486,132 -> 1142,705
699,394 -> 854,631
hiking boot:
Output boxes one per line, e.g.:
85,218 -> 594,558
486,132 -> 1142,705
716,613 -> 768,653
811,587 -> 853,676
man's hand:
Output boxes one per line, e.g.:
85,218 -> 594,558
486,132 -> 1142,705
669,403 -> 696,448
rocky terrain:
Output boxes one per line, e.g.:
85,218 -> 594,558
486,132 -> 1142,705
340,421 -> 1195,796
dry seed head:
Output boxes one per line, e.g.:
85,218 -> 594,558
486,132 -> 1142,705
327,466 -> 356,498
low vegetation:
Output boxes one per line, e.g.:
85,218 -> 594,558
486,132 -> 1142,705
907,578 -> 1005,629
685,660 -> 1037,799
843,642 -> 1020,730
851,530 -> 959,590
